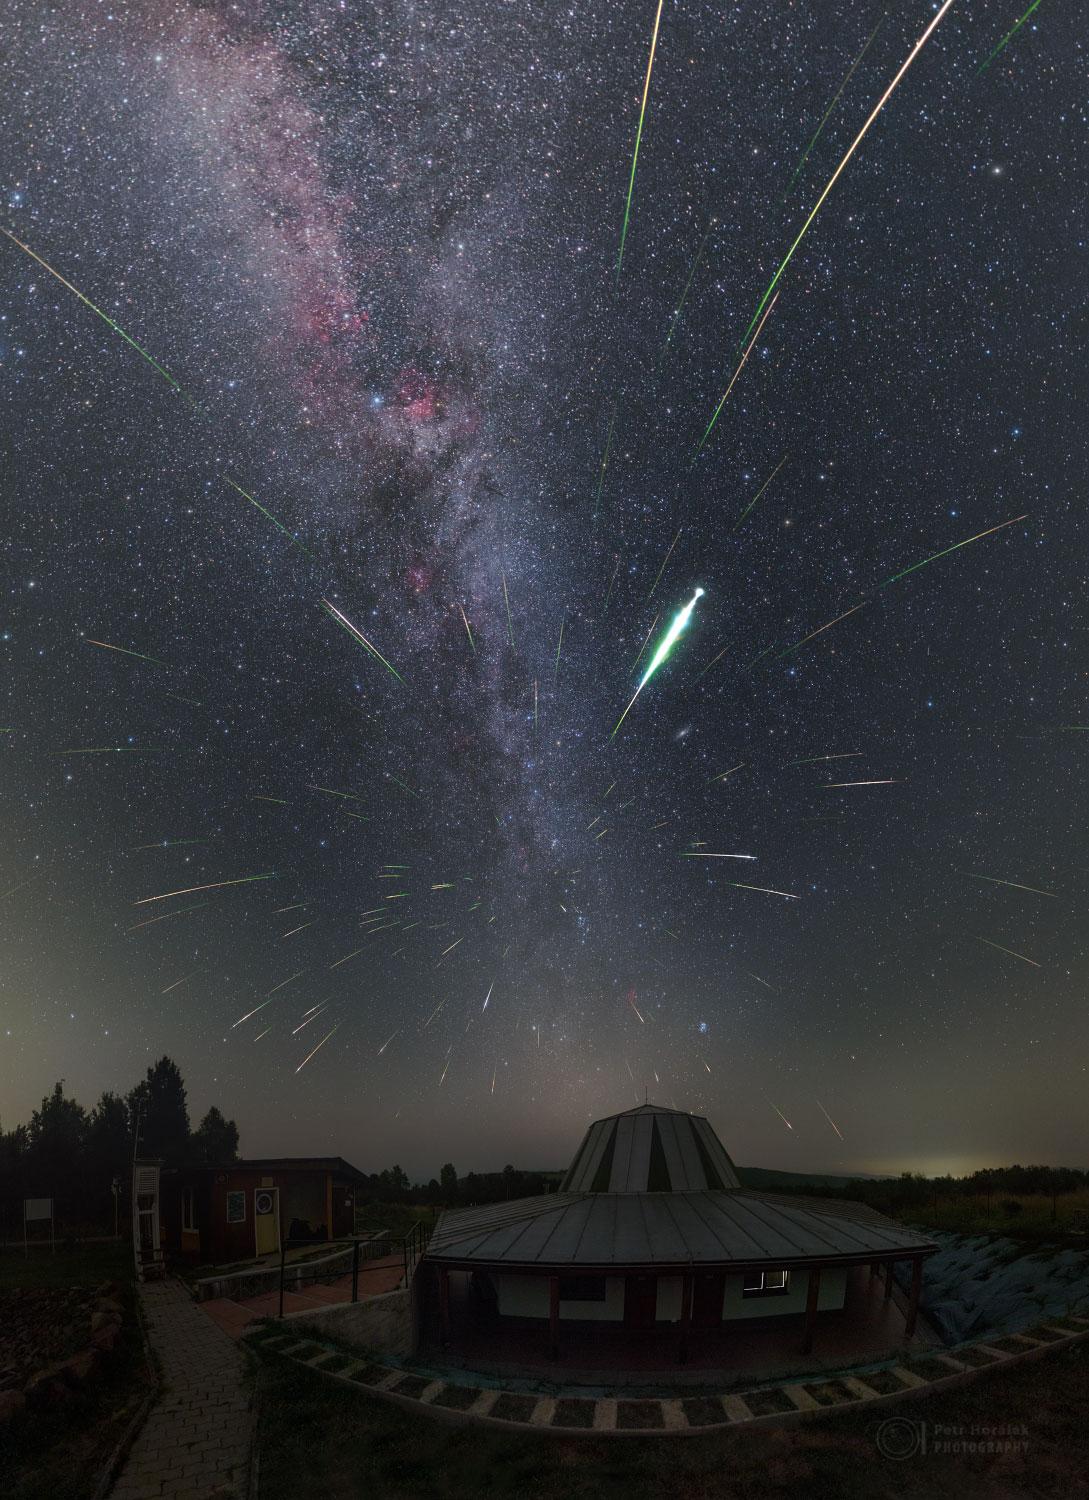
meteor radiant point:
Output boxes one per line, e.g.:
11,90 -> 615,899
610,587 -> 705,738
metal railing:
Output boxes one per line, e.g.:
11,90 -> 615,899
276,1220 -> 432,1318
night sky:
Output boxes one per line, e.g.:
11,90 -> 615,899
2,0 -> 1084,1183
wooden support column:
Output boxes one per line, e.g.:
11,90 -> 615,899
869,1260 -> 880,1279
548,1274 -> 560,1360
678,1272 -> 693,1364
884,1262 -> 895,1302
904,1257 -> 923,1340
801,1266 -> 821,1354
438,1266 -> 451,1345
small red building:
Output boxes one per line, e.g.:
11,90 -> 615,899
162,1156 -> 367,1266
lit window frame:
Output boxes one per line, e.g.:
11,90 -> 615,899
741,1268 -> 790,1297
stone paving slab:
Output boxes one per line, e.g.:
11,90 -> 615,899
243,1309 -> 1089,1438
109,1279 -> 251,1500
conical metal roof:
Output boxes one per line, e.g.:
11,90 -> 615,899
559,1104 -> 741,1193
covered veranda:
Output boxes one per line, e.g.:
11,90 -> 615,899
420,1251 -> 935,1384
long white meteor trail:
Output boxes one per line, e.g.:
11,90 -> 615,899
611,587 -> 705,738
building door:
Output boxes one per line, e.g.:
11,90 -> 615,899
624,1274 -> 658,1328
254,1188 -> 280,1257
692,1272 -> 725,1328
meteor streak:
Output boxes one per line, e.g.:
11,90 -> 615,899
738,0 -> 957,349
962,872 -> 1058,899
728,883 -> 799,900
321,600 -> 404,683
0,227 -> 187,398
680,851 -> 757,860
458,603 -> 476,652
977,0 -> 1044,74
295,1023 -> 339,1074
661,219 -> 717,354
733,455 -> 787,531
502,572 -> 516,649
709,763 -> 745,783
782,16 -> 886,201
616,0 -> 664,286
823,779 -> 898,788
768,1100 -> 794,1131
694,292 -> 779,458
976,936 -> 1041,968
377,1030 -> 398,1055
879,514 -> 1028,589
482,981 -> 494,1012
85,639 -> 168,667
611,587 -> 705,738
226,479 -> 314,560
134,872 -> 275,905
815,1099 -> 845,1140
779,602 -> 866,659
647,529 -> 681,599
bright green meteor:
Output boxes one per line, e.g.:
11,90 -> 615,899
977,0 -> 1044,75
616,0 -> 664,287
610,587 -> 705,738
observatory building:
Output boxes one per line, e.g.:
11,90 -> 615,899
420,1103 -> 937,1370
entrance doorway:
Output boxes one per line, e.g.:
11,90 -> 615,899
254,1187 -> 280,1257
624,1274 -> 658,1328
692,1272 -> 725,1328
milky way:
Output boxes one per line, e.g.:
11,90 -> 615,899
2,0 -> 1086,1178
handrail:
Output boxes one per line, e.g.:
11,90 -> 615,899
276,1221 -> 434,1318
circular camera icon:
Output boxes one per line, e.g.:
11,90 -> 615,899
876,1417 -> 924,1460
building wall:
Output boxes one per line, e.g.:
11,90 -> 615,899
493,1267 -> 848,1323
495,1274 -> 627,1322
722,1267 -> 847,1321
166,1167 -> 355,1264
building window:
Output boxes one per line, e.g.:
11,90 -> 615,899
559,1276 -> 607,1302
742,1269 -> 790,1297
182,1187 -> 196,1233
226,1191 -> 246,1225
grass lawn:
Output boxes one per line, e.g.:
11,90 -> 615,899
251,1342 -> 1089,1499
0,1239 -> 133,1292
0,1242 -> 151,1500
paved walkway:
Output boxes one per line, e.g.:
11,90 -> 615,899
111,1278 -> 252,1500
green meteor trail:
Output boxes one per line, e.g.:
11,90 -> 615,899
661,219 -> 717,356
616,0 -> 664,287
227,479 -> 314,559
781,16 -> 886,203
733,455 -> 787,531
879,514 -> 1027,589
737,0 -> 957,352
977,0 -> 1044,75
611,587 -> 705,738
1,227 -> 190,401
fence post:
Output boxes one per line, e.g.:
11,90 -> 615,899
403,1234 -> 409,1285
352,1238 -> 360,1304
278,1239 -> 286,1319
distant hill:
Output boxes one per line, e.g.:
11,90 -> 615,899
737,1166 -> 893,1191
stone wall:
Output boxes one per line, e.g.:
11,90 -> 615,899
280,1286 -> 415,1356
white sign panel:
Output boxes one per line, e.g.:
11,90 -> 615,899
24,1198 -> 53,1221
